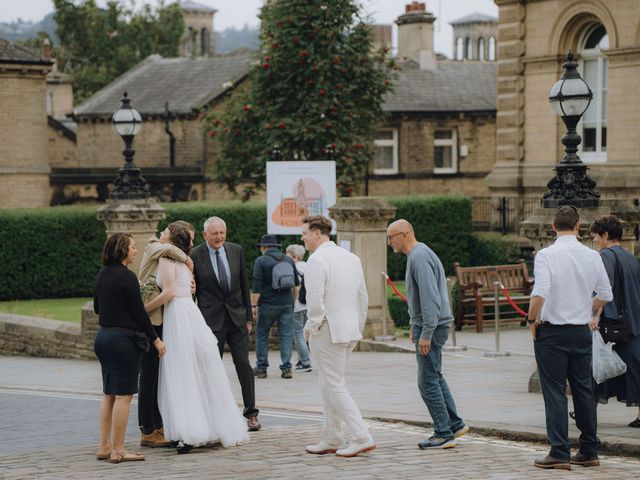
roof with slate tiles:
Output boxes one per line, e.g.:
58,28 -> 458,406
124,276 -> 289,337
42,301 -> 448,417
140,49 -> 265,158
0,37 -> 52,65
383,60 -> 496,113
450,13 -> 498,25
180,0 -> 217,12
73,50 -> 253,118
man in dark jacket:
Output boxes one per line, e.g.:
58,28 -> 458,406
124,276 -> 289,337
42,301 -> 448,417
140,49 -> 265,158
192,216 -> 260,431
251,234 -> 299,379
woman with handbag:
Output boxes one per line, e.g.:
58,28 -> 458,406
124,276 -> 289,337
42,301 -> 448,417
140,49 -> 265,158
93,233 -> 167,463
591,215 -> 640,427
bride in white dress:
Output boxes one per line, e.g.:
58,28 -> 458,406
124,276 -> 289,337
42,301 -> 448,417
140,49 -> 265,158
144,225 -> 248,450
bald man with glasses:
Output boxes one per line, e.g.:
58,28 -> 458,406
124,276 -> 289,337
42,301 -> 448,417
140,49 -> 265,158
387,219 -> 468,450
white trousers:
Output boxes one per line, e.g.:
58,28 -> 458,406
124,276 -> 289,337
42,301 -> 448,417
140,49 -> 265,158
309,322 -> 371,444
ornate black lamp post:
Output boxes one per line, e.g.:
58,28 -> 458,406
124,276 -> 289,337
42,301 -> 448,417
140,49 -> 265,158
543,51 -> 600,208
110,92 -> 150,200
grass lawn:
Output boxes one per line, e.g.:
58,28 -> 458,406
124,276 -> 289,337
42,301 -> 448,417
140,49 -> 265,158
0,297 -> 91,323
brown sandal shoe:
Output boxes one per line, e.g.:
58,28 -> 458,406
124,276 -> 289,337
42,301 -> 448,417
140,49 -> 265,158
96,451 -> 110,460
108,450 -> 145,463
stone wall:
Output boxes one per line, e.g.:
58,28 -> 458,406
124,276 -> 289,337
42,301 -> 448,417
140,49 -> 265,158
0,304 -> 96,360
0,63 -> 51,208
369,111 -> 496,197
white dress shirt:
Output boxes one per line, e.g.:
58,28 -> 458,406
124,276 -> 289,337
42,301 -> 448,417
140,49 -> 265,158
531,235 -> 613,325
304,241 -> 368,344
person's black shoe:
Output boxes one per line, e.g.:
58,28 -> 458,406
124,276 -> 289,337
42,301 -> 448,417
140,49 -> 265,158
253,367 -> 267,379
533,455 -> 571,470
570,452 -> 600,467
176,443 -> 193,454
281,368 -> 292,379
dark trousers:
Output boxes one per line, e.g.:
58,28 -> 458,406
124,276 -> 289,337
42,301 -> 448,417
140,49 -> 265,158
138,324 -> 162,435
534,323 -> 599,459
213,313 -> 259,419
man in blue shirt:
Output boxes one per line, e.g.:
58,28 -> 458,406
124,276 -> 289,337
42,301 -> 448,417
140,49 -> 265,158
387,219 -> 468,449
252,234 -> 299,379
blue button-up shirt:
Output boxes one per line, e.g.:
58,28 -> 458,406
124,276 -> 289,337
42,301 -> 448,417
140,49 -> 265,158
206,243 -> 231,290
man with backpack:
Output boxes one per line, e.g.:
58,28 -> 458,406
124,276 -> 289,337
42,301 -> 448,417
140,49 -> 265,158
252,234 -> 300,379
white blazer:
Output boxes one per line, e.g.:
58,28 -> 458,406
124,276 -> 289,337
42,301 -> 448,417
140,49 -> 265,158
304,241 -> 368,343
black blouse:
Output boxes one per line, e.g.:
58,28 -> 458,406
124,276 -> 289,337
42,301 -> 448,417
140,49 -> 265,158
93,263 -> 158,341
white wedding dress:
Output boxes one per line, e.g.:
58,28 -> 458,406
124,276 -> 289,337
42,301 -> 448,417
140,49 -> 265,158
157,259 -> 249,447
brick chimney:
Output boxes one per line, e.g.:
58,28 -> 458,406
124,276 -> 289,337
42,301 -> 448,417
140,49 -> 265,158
42,38 -> 51,61
395,1 -> 437,70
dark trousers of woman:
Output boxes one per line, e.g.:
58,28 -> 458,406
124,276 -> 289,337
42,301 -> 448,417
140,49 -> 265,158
534,323 -> 600,460
138,324 -> 163,435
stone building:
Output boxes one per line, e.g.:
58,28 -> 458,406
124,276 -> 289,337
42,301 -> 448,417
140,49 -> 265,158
65,50 -> 252,203
451,13 -> 497,61
487,0 -> 640,204
0,38 -> 52,208
180,0 -> 216,57
368,2 -> 498,198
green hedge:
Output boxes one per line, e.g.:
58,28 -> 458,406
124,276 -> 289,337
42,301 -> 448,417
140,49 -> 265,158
0,206 -> 106,300
0,195 -> 474,300
388,296 -> 409,328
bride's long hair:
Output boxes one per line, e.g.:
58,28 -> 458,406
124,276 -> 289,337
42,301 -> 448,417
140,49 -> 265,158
168,224 -> 192,255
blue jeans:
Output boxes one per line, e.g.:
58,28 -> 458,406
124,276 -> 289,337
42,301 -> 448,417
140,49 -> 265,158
414,324 -> 464,438
256,303 -> 294,370
292,310 -> 311,366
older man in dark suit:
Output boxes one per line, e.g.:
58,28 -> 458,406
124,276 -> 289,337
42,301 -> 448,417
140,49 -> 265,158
191,216 -> 260,431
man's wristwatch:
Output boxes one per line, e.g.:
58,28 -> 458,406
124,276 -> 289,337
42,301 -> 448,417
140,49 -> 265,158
527,318 -> 536,325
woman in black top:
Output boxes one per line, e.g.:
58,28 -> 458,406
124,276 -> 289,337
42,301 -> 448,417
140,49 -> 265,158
93,233 -> 166,463
591,215 -> 640,426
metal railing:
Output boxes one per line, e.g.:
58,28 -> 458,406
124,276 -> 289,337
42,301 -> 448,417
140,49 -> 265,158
472,196 -> 542,233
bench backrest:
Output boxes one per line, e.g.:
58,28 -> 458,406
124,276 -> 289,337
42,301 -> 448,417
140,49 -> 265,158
454,262 -> 530,297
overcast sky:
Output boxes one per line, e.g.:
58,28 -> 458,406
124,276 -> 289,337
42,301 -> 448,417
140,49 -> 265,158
1,0 -> 498,57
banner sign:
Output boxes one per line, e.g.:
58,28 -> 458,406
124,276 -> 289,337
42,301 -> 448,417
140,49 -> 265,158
266,161 -> 337,235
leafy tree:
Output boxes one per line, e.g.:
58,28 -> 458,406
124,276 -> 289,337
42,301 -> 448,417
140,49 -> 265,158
205,0 -> 396,199
53,0 -> 184,103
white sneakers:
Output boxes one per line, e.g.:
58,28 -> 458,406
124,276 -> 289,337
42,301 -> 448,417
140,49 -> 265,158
336,438 -> 376,458
305,441 -> 342,455
306,438 -> 376,458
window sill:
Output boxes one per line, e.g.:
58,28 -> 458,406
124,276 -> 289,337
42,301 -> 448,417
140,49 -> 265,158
579,152 -> 607,164
372,169 -> 399,175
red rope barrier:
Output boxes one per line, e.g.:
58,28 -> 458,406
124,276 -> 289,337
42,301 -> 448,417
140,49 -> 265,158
385,275 -> 408,303
500,284 -> 528,317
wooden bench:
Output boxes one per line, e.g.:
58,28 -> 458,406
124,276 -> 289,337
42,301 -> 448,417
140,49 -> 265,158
454,262 -> 533,332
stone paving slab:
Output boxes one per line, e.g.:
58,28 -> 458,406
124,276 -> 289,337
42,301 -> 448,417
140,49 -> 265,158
1,420 -> 640,480
2,326 -> 640,459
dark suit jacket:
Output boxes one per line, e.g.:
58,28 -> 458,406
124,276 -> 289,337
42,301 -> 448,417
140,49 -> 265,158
192,241 -> 253,332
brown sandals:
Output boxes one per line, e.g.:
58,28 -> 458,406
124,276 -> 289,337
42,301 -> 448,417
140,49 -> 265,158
108,450 -> 145,463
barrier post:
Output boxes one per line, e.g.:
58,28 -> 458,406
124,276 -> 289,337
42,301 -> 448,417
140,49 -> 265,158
484,281 -> 511,357
374,272 -> 395,341
443,278 -> 467,352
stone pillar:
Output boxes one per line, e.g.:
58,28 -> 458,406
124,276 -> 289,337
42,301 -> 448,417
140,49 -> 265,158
96,198 -> 166,275
329,197 -> 396,338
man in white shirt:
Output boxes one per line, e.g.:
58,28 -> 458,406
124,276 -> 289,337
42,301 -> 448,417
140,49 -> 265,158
301,215 -> 374,458
527,206 -> 612,471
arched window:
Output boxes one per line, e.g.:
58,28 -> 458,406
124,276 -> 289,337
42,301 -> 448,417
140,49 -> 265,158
579,24 -> 608,162
455,37 -> 463,60
488,36 -> 496,61
201,29 -> 210,56
466,37 -> 473,60
478,38 -> 485,61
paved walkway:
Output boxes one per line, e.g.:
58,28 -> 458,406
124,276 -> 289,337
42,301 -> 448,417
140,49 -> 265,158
2,326 -> 639,458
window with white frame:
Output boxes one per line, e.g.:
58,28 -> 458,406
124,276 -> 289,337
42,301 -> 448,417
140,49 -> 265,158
579,24 -> 608,163
434,130 -> 457,174
373,129 -> 398,174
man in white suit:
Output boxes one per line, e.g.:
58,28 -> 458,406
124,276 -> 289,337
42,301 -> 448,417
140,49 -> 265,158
301,215 -> 375,458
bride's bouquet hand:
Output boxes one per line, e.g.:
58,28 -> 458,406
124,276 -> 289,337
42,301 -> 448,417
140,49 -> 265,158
154,338 -> 167,357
